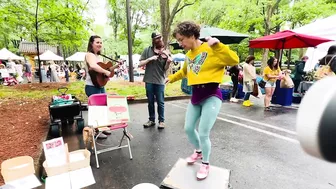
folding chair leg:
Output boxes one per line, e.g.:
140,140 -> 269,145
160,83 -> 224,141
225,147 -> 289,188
92,128 -> 100,168
127,138 -> 133,160
124,128 -> 133,160
118,133 -> 125,147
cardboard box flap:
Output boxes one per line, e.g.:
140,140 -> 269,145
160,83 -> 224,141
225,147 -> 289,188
1,156 -> 35,183
43,149 -> 91,177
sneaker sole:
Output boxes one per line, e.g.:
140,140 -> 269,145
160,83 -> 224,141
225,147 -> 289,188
197,175 -> 208,180
143,124 -> 156,128
158,126 -> 165,129
187,158 -> 202,165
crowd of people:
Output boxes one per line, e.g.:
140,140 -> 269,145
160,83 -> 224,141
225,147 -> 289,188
0,58 -> 90,84
84,20 -> 336,180
2,18 -> 335,182
0,58 -> 32,85
225,44 -> 336,111
35,61 -> 87,83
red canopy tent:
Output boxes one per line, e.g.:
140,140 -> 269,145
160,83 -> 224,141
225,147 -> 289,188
249,30 -> 333,66
249,30 -> 333,49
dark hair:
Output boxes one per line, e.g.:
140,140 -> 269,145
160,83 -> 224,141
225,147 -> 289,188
327,45 -> 336,55
151,32 -> 163,48
87,35 -> 101,54
151,32 -> 161,39
267,56 -> 278,70
245,55 -> 255,64
301,56 -> 308,61
76,63 -> 81,70
172,21 -> 200,39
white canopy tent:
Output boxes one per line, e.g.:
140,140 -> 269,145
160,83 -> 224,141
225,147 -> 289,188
293,15 -> 336,71
120,54 -> 141,68
65,52 -> 86,61
172,53 -> 185,60
0,48 -> 24,60
34,50 -> 64,61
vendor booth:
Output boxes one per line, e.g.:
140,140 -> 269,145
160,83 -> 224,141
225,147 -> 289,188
293,14 -> 336,71
249,30 -> 333,106
0,48 -> 24,60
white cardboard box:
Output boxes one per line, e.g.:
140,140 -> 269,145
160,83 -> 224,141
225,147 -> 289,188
1,156 -> 41,189
42,137 -> 95,189
43,147 -> 95,189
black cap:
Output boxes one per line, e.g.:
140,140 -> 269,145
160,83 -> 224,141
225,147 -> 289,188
151,32 -> 161,39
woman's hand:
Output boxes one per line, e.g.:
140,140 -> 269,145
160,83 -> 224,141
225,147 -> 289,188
165,78 -> 170,84
205,36 -> 220,46
104,70 -> 111,77
149,55 -> 159,61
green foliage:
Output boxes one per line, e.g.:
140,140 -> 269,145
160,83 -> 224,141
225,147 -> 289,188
0,0 -> 90,55
0,80 -> 185,102
3,0 -> 334,60
172,0 -> 336,62
304,70 -> 316,81
282,0 -> 336,28
105,0 -> 157,55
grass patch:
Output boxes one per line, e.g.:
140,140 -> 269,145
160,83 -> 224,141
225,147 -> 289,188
222,75 -> 231,83
0,80 -> 185,102
0,75 -> 232,102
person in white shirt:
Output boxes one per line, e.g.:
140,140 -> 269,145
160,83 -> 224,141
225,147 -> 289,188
49,61 -> 60,82
6,58 -> 16,76
15,61 -> 24,83
242,55 -> 257,107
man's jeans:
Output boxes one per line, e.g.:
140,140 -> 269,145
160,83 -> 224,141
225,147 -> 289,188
145,83 -> 165,123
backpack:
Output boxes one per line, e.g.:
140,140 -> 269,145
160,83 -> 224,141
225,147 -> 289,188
314,55 -> 336,80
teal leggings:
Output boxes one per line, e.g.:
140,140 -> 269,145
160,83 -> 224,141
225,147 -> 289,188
184,96 -> 222,162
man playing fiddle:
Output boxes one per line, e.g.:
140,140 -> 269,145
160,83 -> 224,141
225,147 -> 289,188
139,32 -> 172,129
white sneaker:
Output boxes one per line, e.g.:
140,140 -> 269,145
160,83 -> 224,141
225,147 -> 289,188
230,98 -> 238,103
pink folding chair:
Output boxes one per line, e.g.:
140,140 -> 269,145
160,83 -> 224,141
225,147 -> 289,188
88,93 -> 133,168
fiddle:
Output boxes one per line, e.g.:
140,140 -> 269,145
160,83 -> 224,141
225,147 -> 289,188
153,48 -> 171,60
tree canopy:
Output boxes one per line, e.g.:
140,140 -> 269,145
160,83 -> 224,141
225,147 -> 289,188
0,0 -> 90,56
1,0 -> 335,61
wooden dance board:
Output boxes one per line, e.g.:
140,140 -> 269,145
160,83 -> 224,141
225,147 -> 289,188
161,158 -> 231,189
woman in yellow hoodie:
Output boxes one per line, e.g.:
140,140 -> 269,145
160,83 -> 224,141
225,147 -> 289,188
166,21 -> 239,180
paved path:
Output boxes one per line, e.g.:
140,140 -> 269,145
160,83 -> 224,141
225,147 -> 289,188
61,98 -> 336,189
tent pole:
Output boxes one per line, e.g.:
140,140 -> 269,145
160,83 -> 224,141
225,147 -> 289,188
279,39 -> 285,68
287,49 -> 292,69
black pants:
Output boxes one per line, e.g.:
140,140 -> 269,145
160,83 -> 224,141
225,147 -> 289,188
231,75 -> 239,98
293,79 -> 302,93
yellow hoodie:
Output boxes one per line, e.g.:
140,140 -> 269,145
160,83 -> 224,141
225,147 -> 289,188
168,42 -> 239,85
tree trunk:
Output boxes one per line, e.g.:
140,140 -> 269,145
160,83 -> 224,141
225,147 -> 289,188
261,5 -> 271,72
299,48 -> 305,58
248,24 -> 255,56
4,36 -> 8,49
35,0 -> 42,83
159,0 -> 195,47
261,0 -> 280,73
287,49 -> 292,69
248,48 -> 255,56
275,22 -> 282,67
113,11 -> 118,41
261,48 -> 269,73
160,0 -> 170,47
